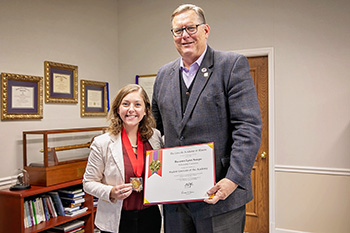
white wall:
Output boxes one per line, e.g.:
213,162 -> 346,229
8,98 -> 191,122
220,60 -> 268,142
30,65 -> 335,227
116,0 -> 350,232
0,0 -> 119,178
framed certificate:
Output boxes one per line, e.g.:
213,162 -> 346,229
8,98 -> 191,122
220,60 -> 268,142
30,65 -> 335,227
144,142 -> 215,205
80,80 -> 108,117
1,72 -> 43,120
135,74 -> 156,102
44,61 -> 78,103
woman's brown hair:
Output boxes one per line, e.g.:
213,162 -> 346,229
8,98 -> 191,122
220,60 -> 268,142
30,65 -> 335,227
107,84 -> 155,140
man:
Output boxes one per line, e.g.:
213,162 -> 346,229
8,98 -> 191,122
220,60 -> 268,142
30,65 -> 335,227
152,4 -> 262,233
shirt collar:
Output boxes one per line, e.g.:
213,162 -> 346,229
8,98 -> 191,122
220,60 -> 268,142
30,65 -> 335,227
180,45 -> 208,70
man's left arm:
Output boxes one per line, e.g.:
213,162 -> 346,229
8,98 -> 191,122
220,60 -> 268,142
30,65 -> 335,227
205,54 -> 262,204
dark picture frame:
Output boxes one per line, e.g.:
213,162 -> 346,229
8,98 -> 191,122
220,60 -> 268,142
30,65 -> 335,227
44,61 -> 78,103
80,80 -> 108,117
1,72 -> 43,120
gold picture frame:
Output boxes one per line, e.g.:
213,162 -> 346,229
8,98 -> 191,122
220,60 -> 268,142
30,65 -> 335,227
80,80 -> 108,117
1,72 -> 43,120
44,61 -> 78,103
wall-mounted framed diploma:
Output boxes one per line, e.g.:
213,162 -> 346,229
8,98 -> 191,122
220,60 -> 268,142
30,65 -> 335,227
135,74 -> 156,102
144,142 -> 216,205
1,72 -> 43,120
44,61 -> 78,103
80,79 -> 108,117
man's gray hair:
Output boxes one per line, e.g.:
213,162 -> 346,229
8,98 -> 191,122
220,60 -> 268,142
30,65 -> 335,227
171,4 -> 206,24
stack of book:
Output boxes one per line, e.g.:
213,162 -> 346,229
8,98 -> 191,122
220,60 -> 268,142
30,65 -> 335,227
58,187 -> 88,217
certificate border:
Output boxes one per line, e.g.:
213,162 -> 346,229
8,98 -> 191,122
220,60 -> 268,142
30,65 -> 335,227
144,142 -> 216,205
44,61 -> 78,103
1,72 -> 43,120
80,79 -> 108,117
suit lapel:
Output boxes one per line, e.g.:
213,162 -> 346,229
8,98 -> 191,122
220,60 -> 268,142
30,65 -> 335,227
109,134 -> 125,180
180,46 -> 214,131
170,59 -> 183,126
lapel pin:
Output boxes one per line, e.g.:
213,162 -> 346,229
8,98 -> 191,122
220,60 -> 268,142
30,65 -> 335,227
204,72 -> 209,77
201,68 -> 207,73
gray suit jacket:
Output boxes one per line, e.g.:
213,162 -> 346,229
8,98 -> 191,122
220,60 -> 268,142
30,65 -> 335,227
152,46 -> 262,218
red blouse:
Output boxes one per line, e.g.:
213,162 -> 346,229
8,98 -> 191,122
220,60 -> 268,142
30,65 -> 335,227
122,140 -> 153,210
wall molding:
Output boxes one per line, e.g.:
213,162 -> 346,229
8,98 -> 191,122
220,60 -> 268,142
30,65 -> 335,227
275,165 -> 350,176
0,175 -> 17,188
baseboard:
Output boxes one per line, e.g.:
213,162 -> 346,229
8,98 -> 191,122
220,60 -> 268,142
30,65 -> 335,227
275,165 -> 350,176
275,227 -> 311,233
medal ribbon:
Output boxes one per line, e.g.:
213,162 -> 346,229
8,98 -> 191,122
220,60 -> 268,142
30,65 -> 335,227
121,127 -> 144,177
148,150 -> 163,178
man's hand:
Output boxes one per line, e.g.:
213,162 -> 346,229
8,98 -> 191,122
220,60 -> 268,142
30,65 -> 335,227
204,178 -> 238,204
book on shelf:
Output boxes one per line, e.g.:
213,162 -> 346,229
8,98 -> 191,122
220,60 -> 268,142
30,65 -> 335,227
65,207 -> 88,217
28,199 -> 35,226
62,201 -> 83,208
44,194 -> 58,218
48,191 -> 65,216
57,186 -> 83,195
73,229 -> 84,233
64,205 -> 81,213
41,196 -> 50,221
36,197 -> 46,223
24,200 -> 32,228
38,196 -> 50,222
31,199 -> 38,225
93,197 -> 98,207
66,225 -> 85,233
47,226 -> 85,233
60,196 -> 85,205
50,219 -> 85,232
59,190 -> 85,199
69,229 -> 84,233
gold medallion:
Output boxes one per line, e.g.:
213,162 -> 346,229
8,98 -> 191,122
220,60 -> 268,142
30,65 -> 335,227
130,177 -> 143,192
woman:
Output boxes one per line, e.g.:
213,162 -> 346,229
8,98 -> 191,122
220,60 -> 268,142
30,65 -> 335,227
83,84 -> 163,233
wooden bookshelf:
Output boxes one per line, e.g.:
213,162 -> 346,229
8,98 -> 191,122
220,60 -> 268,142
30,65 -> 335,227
0,179 -> 95,233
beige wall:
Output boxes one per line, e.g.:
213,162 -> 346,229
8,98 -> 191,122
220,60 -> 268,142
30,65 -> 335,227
1,0 -> 349,232
0,0 -> 119,177
276,172 -> 350,233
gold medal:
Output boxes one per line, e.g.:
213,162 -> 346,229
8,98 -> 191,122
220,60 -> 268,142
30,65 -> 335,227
130,177 -> 143,192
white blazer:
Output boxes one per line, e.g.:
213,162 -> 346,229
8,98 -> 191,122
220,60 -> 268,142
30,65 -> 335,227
83,129 -> 163,233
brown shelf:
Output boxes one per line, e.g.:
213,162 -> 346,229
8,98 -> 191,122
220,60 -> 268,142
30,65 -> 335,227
0,179 -> 95,233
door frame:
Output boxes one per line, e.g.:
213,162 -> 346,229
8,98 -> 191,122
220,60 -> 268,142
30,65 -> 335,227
233,47 -> 275,233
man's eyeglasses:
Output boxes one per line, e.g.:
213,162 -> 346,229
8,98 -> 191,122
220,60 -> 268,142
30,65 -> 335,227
171,23 -> 205,37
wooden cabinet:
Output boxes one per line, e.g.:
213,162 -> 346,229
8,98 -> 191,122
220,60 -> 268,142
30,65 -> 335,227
0,179 -> 95,233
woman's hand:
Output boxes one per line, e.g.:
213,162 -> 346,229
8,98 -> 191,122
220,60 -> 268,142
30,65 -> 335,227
110,183 -> 133,201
